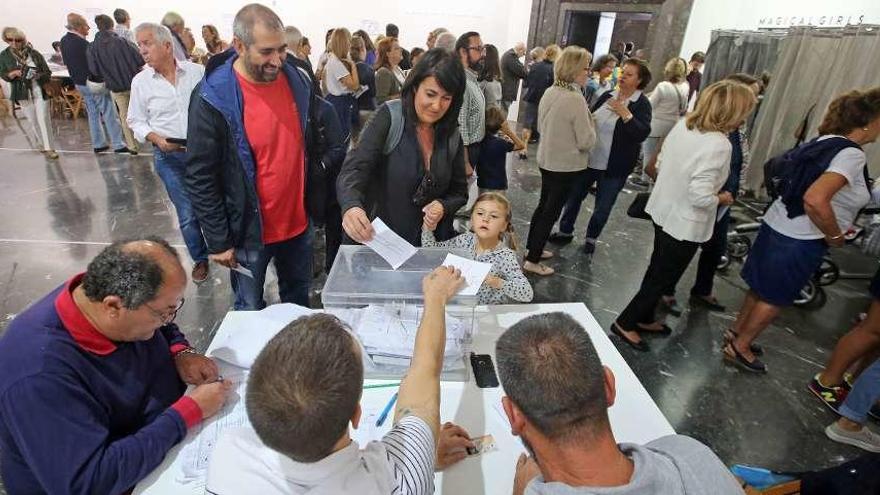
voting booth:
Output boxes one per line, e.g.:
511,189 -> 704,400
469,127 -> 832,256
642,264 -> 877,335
323,246 -> 478,381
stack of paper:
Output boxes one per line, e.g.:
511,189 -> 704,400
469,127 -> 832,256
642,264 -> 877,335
209,304 -> 315,369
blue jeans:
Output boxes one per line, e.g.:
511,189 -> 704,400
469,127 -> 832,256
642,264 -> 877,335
839,359 -> 880,424
152,150 -> 208,263
558,168 -> 628,243
231,228 -> 313,310
76,84 -> 124,149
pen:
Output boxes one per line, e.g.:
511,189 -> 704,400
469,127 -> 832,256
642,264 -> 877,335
363,382 -> 401,390
375,392 -> 398,427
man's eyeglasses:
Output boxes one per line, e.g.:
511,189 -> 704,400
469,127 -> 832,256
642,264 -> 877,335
145,298 -> 186,325
5,38 -> 24,43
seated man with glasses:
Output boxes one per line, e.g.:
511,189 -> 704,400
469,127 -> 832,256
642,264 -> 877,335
0,237 -> 232,494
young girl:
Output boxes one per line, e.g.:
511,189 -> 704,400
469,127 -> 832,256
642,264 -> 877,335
422,192 -> 533,304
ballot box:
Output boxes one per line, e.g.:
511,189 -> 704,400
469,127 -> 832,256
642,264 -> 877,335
322,245 -> 478,381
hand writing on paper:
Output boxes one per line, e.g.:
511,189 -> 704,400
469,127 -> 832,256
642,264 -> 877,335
422,201 -> 445,231
187,379 -> 233,419
175,352 -> 220,385
435,422 -> 474,471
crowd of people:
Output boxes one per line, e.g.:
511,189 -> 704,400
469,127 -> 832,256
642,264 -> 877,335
2,1 -> 880,493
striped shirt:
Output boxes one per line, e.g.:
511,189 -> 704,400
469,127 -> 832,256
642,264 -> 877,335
459,69 -> 486,146
206,416 -> 436,495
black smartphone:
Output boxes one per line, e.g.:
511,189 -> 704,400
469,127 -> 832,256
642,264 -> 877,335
470,352 -> 499,388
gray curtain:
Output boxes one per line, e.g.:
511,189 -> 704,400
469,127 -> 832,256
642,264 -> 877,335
702,30 -> 786,88
746,25 -> 880,192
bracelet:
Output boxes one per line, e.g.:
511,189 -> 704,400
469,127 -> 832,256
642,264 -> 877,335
174,347 -> 198,358
828,233 -> 845,240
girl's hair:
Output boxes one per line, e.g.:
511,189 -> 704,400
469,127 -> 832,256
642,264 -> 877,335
374,36 -> 398,70
401,48 -> 465,137
484,105 -> 506,134
479,44 -> 501,82
818,87 -> 880,136
686,80 -> 757,133
472,192 -> 518,251
352,29 -> 375,52
350,35 -> 365,62
327,28 -> 351,60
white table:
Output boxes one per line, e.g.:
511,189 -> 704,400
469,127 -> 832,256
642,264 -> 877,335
135,303 -> 674,495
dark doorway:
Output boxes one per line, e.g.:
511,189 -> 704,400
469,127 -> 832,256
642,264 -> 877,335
562,12 -> 600,52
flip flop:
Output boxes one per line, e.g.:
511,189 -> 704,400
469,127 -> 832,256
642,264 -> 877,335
610,323 -> 650,352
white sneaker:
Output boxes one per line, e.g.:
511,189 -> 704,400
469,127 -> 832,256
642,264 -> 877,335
825,421 -> 880,452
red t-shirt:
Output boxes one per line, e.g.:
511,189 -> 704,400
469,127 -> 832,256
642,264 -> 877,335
236,71 -> 307,244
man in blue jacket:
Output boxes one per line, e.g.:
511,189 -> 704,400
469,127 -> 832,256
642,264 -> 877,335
185,3 -> 324,309
0,237 -> 231,494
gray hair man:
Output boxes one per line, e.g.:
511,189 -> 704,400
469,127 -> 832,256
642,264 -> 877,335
127,22 -> 211,283
161,11 -> 188,60
500,41 -> 528,110
496,312 -> 744,495
434,31 -> 457,53
113,8 -> 135,44
0,237 -> 231,493
283,25 -> 318,93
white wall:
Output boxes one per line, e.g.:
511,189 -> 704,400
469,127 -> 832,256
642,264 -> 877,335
680,0 -> 880,58
5,0 -> 532,65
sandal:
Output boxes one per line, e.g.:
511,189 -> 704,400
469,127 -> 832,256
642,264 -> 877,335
723,329 -> 763,356
523,261 -> 554,276
610,323 -> 649,352
637,322 -> 672,335
540,250 -> 554,260
723,342 -> 767,373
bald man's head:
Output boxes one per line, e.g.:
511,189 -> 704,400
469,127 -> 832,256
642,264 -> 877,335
66,13 -> 89,36
514,42 -> 526,57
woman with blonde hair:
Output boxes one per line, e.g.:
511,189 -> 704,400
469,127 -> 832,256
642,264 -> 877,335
322,27 -> 360,138
373,36 -> 404,104
641,57 -> 689,181
523,46 -> 596,275
201,25 -> 229,56
610,80 -> 756,351
0,27 -> 57,159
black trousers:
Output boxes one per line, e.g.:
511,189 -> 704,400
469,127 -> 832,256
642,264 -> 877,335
662,209 -> 730,298
617,223 -> 700,329
526,168 -> 587,262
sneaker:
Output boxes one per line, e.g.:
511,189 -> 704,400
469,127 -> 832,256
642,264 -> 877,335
808,374 -> 849,414
93,146 -> 109,153
191,261 -> 209,284
825,421 -> 880,452
114,146 -> 132,154
548,231 -> 574,244
843,373 -> 854,391
582,242 -> 596,255
43,149 -> 59,159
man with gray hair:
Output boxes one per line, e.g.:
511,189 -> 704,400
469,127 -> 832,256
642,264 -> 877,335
496,312 -> 743,494
500,41 -> 527,110
128,22 -> 211,283
434,31 -> 457,53
186,3 -> 323,309
284,25 -> 318,94
161,11 -> 189,60
0,237 -> 231,493
113,8 -> 135,44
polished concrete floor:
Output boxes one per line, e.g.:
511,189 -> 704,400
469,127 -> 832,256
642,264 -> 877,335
0,114 -> 877,487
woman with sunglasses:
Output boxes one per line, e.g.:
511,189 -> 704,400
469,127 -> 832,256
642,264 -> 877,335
0,27 -> 58,159
337,48 -> 468,246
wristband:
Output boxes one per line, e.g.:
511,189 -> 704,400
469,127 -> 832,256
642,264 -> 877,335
174,347 -> 198,358
828,233 -> 845,240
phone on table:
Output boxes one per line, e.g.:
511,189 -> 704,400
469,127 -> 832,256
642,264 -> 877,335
470,352 -> 499,388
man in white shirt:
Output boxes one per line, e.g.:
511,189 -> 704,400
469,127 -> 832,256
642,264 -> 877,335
128,23 -> 209,284
113,9 -> 135,45
206,267 -> 474,494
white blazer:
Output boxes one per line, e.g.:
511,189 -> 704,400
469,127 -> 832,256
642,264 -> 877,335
645,120 -> 732,243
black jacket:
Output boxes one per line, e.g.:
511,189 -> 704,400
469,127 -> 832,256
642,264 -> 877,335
523,60 -> 552,104
286,53 -> 321,96
59,32 -> 94,85
355,62 -> 376,110
87,30 -> 143,92
336,103 -> 468,245
185,54 -> 325,253
591,91 -> 652,178
500,49 -> 526,102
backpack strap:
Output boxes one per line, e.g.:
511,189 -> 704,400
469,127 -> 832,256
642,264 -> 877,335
383,99 -> 404,155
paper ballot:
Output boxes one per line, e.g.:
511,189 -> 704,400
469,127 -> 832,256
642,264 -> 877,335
442,253 -> 492,296
209,304 -> 315,369
364,217 -> 417,269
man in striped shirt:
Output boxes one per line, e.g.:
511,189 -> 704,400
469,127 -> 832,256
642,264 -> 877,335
206,266 -> 473,494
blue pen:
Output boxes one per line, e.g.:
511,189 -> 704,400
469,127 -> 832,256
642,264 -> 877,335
375,392 -> 398,427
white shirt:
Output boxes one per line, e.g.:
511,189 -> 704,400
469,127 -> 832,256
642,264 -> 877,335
589,90 -> 642,171
648,81 -> 689,137
206,416 -> 435,495
114,25 -> 135,45
323,54 -> 352,96
764,135 -> 870,239
127,61 -> 204,143
646,120 -> 732,243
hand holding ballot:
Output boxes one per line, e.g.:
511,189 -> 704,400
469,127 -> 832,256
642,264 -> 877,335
423,265 -> 465,302
342,206 -> 375,243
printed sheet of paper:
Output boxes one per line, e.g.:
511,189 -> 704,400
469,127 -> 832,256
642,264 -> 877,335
442,253 -> 492,296
210,304 -> 315,369
364,217 -> 417,269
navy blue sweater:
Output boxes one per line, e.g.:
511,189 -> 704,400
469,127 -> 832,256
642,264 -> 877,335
59,32 -> 94,86
0,275 -> 201,494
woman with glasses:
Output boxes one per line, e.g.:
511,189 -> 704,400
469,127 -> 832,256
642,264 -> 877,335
0,27 -> 58,159
337,48 -> 468,246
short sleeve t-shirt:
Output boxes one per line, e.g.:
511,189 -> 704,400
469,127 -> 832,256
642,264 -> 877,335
476,134 -> 515,189
323,54 -> 352,96
236,71 -> 307,244
764,135 -> 869,240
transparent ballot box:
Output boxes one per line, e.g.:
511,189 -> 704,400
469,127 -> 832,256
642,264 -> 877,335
322,245 -> 477,381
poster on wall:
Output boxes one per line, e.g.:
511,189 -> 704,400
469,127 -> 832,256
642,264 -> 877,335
757,13 -> 869,29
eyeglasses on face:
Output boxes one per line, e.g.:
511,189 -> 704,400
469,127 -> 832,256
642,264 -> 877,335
5,38 -> 24,43
144,298 -> 186,325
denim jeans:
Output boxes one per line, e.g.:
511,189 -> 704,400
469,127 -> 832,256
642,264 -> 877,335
152,150 -> 208,263
231,228 -> 313,310
839,359 -> 880,424
557,168 -> 628,243
76,84 -> 125,150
